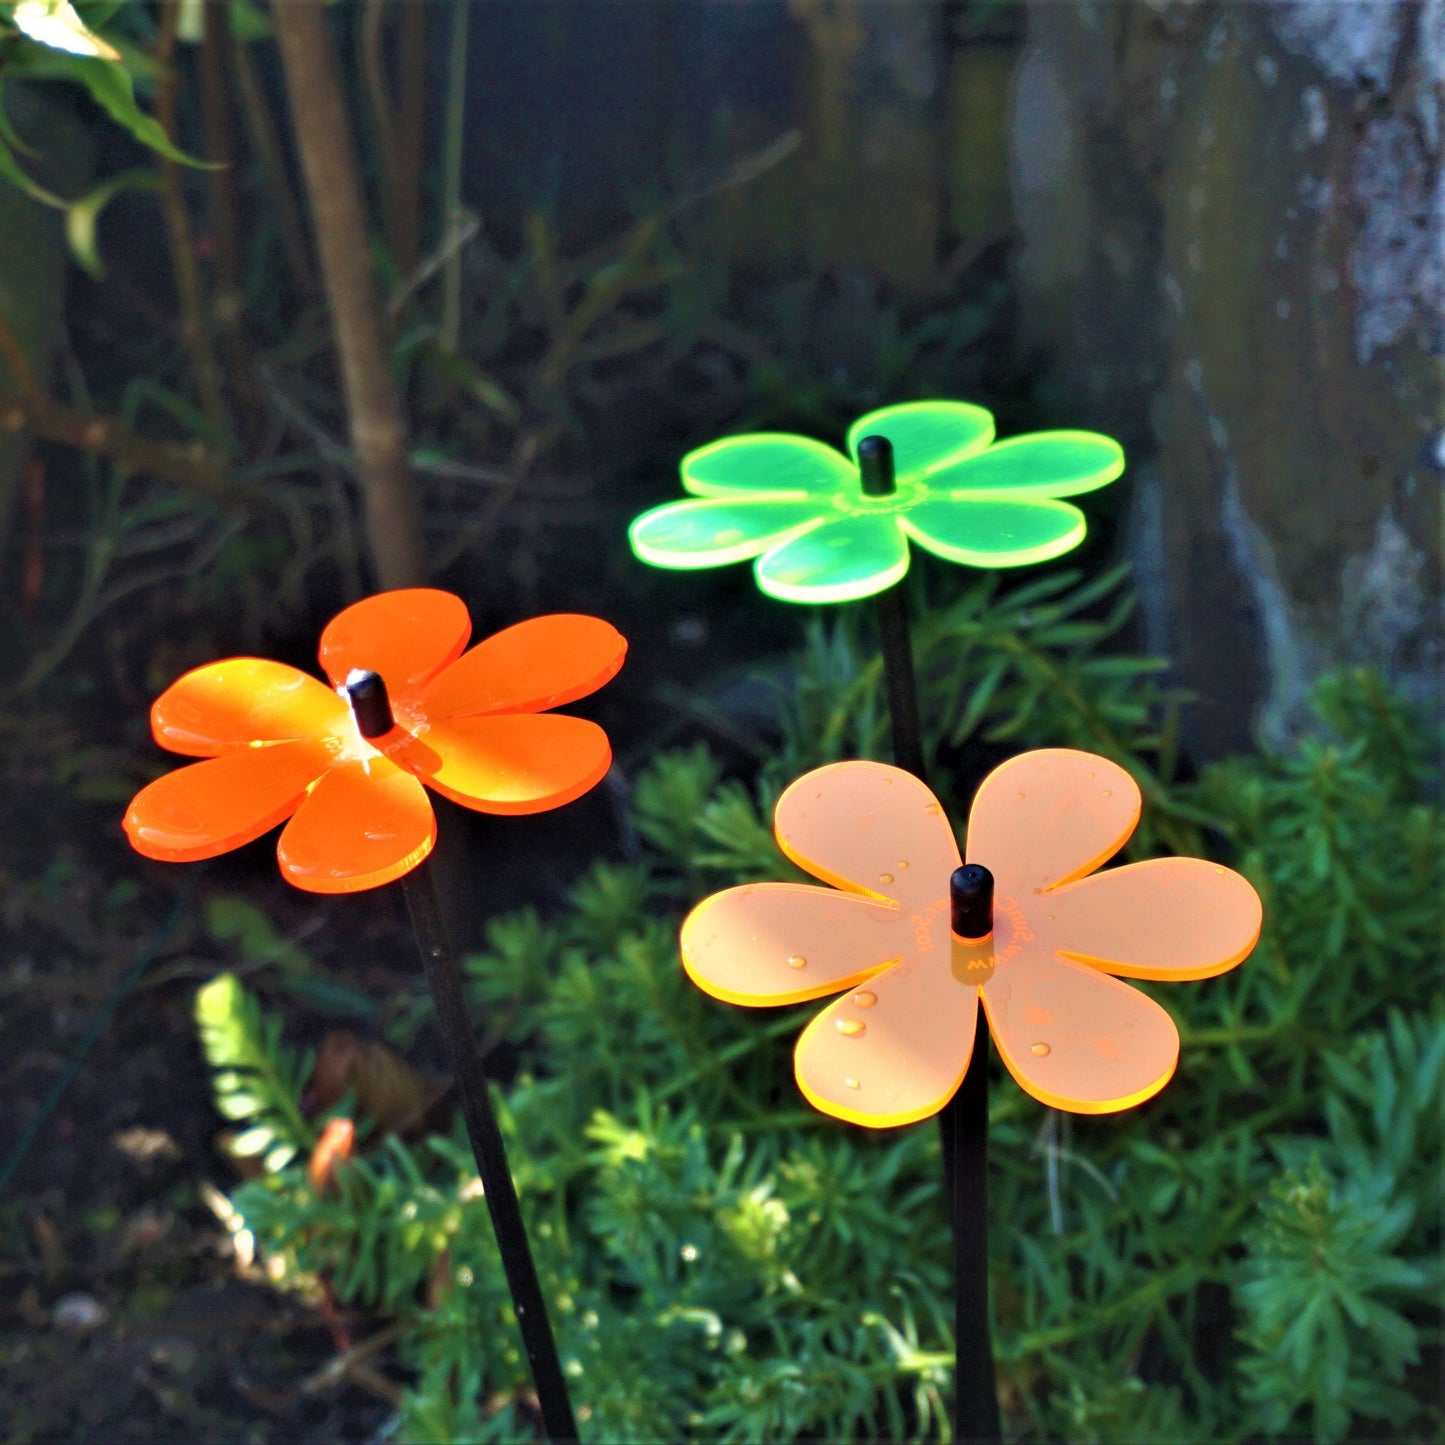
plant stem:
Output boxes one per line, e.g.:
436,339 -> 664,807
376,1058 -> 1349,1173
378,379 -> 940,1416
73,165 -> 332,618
231,27 -> 316,296
401,865 -> 577,1443
872,577 -> 1000,1443
0,385 -> 227,495
199,3 -> 263,445
155,0 -> 228,442
439,0 -> 469,350
271,0 -> 425,590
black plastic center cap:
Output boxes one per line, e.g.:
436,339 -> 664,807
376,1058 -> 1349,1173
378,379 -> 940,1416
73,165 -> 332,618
345,668 -> 395,738
950,863 -> 994,941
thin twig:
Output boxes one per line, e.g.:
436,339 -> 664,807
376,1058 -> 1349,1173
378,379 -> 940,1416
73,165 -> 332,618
200,3 -> 263,443
0,302 -> 37,395
439,0 -> 469,350
0,388 -> 225,494
231,25 -> 315,295
388,212 -> 479,318
154,0 -> 228,441
391,0 -> 429,277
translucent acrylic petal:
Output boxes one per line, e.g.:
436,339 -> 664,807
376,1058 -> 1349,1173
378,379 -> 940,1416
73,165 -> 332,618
846,400 -> 995,480
395,712 -> 611,815
981,945 -> 1178,1113
681,883 -> 907,1007
151,658 -> 347,757
774,761 -> 960,909
795,954 -> 978,1128
124,738 -> 333,862
1049,858 -> 1262,980
754,514 -> 910,604
679,433 -> 855,498
966,749 -> 1139,896
628,498 -> 824,570
421,614 -> 627,720
926,430 -> 1124,499
318,588 -> 471,693
277,756 -> 435,893
902,498 -> 1086,568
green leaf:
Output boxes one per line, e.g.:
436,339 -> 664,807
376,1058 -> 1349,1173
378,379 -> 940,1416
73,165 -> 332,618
0,123 -> 63,206
64,166 -> 159,277
9,49 -> 207,167
10,0 -> 121,59
230,1124 -> 276,1157
417,344 -> 521,425
227,1 -> 272,42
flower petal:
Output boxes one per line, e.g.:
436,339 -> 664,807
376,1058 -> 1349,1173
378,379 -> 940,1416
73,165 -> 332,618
925,431 -> 1123,499
151,658 -> 348,757
774,761 -> 960,909
277,757 -> 435,893
681,883 -> 907,1007
680,433 -> 855,498
628,498 -> 823,570
795,954 -> 978,1128
966,749 -> 1139,896
421,614 -> 626,720
124,739 -> 332,862
981,946 -> 1178,1113
395,713 -> 611,814
754,514 -> 910,604
1049,858 -> 1262,981
318,589 -> 471,693
902,498 -> 1086,568
846,400 -> 994,480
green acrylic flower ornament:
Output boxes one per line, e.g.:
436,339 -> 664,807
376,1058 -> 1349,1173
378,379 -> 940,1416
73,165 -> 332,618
628,401 -> 1124,604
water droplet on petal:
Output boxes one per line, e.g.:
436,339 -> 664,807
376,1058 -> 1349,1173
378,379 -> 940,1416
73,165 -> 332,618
1102,789 -> 1112,797
851,991 -> 877,1008
925,802 -> 941,815
788,955 -> 807,970
897,859 -> 909,870
1016,792 -> 1026,800
879,872 -> 894,885
1214,866 -> 1225,874
837,1019 -> 866,1037
1030,1042 -> 1051,1057
844,1077 -> 860,1090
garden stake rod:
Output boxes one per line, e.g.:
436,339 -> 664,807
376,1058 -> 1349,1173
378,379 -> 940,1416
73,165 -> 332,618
857,434 -> 1003,1444
346,671 -> 579,1444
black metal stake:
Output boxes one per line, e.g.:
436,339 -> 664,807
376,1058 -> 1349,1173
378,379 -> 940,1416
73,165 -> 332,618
856,438 -> 1001,1442
346,672 -> 579,1444
948,867 -> 1002,1444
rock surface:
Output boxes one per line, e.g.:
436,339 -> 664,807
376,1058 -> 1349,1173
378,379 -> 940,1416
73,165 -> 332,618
1008,0 -> 1440,756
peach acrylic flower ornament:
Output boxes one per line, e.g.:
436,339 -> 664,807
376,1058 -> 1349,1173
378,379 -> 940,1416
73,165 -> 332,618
124,589 -> 627,892
682,748 -> 1261,1127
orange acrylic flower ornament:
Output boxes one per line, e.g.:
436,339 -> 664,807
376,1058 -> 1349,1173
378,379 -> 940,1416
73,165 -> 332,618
681,750 -> 1261,1127
124,589 -> 627,893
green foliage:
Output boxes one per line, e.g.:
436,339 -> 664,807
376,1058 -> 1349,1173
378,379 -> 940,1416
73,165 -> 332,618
194,972 -> 314,1173
195,620 -> 1442,1441
0,0 -> 205,270
1235,1010 -> 1444,1442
